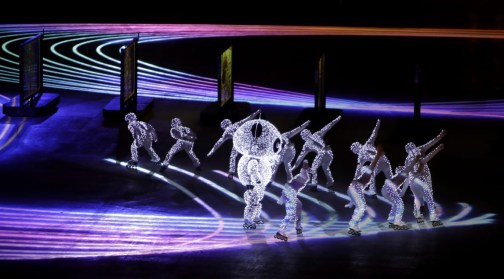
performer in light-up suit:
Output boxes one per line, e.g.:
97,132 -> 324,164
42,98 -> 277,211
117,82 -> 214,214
160,118 -> 201,172
272,120 -> 310,183
125,112 -> 160,168
233,118 -> 282,229
346,145 -> 385,236
381,144 -> 444,230
207,109 -> 261,178
349,119 -> 393,198
293,116 -> 341,189
401,130 -> 446,226
274,159 -> 312,241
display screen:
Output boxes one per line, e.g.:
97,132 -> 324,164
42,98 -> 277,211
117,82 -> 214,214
20,33 -> 43,104
219,46 -> 233,107
315,53 -> 326,110
121,38 -> 137,109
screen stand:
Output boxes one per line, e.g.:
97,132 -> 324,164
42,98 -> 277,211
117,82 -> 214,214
102,95 -> 154,120
2,93 -> 59,117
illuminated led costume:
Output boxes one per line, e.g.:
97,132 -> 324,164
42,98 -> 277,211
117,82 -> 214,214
381,144 -> 444,230
350,119 -> 393,198
402,130 -> 446,226
293,116 -> 341,189
272,120 -> 311,183
160,118 -> 201,172
124,112 -> 160,168
274,159 -> 312,241
346,146 -> 384,236
207,109 -> 261,178
233,118 -> 283,229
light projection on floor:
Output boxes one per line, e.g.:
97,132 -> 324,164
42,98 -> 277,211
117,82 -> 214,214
0,94 -> 27,151
0,25 -> 503,118
0,160 -> 495,260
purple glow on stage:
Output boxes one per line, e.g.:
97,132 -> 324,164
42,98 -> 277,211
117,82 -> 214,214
0,201 -> 494,260
0,160 -> 493,261
1,25 -> 503,119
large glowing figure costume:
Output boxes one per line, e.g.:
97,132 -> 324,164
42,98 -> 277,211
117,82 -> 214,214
272,120 -> 311,183
350,119 -> 393,197
402,130 -> 446,226
207,109 -> 261,178
274,159 -> 312,241
381,144 -> 444,230
160,118 -> 201,172
124,112 -> 160,168
346,146 -> 385,236
293,116 -> 341,189
233,118 -> 283,229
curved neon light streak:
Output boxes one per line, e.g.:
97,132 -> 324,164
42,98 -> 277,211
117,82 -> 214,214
0,160 -> 496,260
0,94 -> 27,152
103,159 -> 226,246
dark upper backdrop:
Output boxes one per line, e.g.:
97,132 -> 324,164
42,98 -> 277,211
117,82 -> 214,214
2,1 -> 504,28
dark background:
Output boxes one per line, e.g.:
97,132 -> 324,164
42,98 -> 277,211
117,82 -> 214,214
144,35 -> 504,102
2,1 -> 504,28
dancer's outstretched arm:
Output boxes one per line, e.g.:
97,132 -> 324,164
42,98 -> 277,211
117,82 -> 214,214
283,120 -> 310,139
235,109 -> 261,127
419,130 -> 446,154
207,135 -> 228,157
365,119 -> 381,146
316,115 -> 342,137
292,144 -> 310,169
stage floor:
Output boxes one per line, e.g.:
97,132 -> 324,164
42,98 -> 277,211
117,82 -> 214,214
0,90 -> 502,277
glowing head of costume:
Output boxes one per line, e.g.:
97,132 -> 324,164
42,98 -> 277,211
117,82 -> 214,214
405,142 -> 419,155
300,129 -> 311,141
125,112 -> 137,123
233,119 -> 282,159
220,119 -> 232,130
171,117 -> 182,128
350,142 -> 362,154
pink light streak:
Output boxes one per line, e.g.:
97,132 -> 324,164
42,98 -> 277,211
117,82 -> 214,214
2,24 -> 504,39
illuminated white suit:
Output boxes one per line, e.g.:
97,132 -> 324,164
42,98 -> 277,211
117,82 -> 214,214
272,120 -> 310,182
293,116 -> 341,187
382,144 -> 444,229
351,119 -> 393,197
160,118 -> 200,171
346,147 -> 384,235
233,118 -> 282,229
125,112 -> 160,166
207,110 -> 261,177
401,130 -> 446,225
274,160 -> 312,241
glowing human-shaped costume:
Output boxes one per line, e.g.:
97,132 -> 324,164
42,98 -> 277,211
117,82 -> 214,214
207,109 -> 261,178
160,118 -> 201,172
293,116 -> 341,188
350,119 -> 393,197
125,112 -> 160,168
233,118 -> 282,229
274,159 -> 312,241
272,120 -> 310,183
381,144 -> 444,230
346,146 -> 384,236
402,130 -> 446,226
